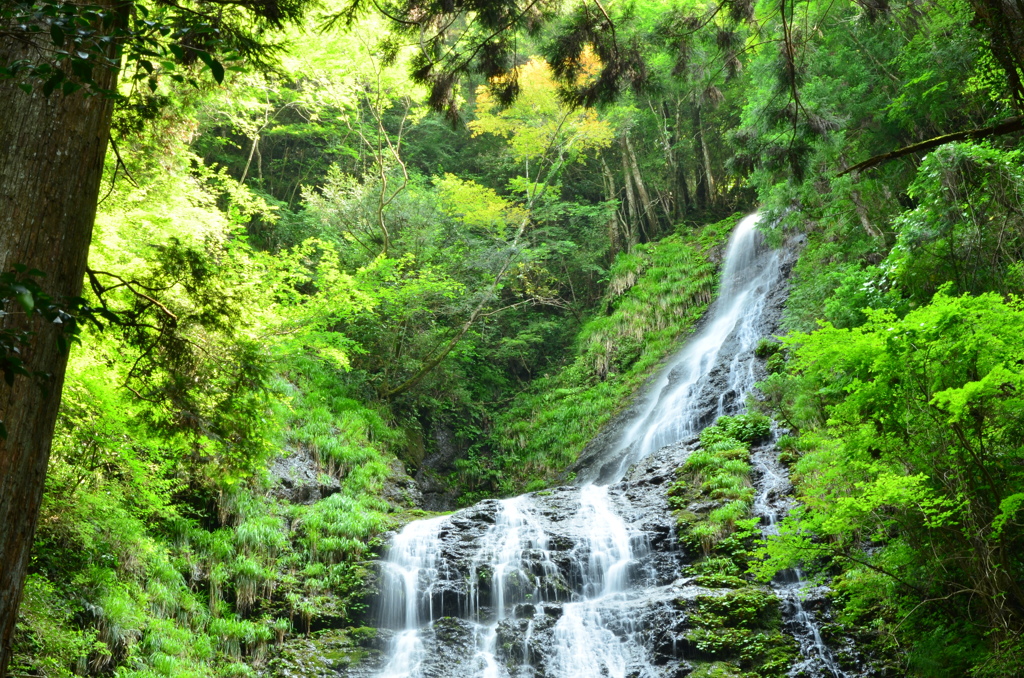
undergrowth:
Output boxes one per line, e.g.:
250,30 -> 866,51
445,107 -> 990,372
670,413 -> 796,678
669,413 -> 769,558
12,354 -> 406,677
455,214 -> 743,499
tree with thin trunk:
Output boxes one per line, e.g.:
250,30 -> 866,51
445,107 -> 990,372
0,2 -> 311,672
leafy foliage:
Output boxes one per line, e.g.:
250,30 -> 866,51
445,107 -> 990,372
13,0 -> 1024,674
754,290 -> 1024,674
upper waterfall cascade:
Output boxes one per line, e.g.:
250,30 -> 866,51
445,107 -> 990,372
577,212 -> 785,485
364,214 -> 846,678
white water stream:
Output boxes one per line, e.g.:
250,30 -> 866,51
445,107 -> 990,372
371,214 -> 845,677
579,212 -> 785,485
752,447 -> 848,678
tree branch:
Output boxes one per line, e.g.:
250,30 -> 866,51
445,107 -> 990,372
838,116 -> 1024,176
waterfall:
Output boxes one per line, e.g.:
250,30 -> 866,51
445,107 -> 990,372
752,445 -> 849,678
577,212 -> 785,485
365,214 -> 847,678
376,516 -> 446,678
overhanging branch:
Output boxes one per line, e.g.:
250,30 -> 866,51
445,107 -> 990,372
838,116 -> 1024,176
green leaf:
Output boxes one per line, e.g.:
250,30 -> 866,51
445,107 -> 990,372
196,51 -> 225,84
209,59 -> 225,84
71,59 -> 92,81
41,70 -> 64,97
13,285 -> 34,312
50,23 -> 64,47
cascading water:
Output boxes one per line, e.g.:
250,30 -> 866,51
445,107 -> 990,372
377,517 -> 447,678
546,484 -> 651,678
364,214 -> 847,678
577,212 -> 785,486
752,445 -> 850,678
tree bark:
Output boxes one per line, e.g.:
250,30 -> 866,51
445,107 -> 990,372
838,116 -> 1024,175
624,133 -> 658,241
691,104 -> 717,209
673,103 -> 693,218
0,20 -> 118,674
619,137 -> 641,248
600,156 -> 621,256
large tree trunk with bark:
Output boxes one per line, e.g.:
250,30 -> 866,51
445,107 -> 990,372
0,27 -> 117,675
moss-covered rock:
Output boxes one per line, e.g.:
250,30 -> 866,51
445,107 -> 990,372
689,661 -> 744,678
266,628 -> 378,677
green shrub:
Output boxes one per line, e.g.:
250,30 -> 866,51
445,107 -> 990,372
754,338 -> 781,359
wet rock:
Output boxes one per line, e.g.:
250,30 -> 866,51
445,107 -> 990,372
414,424 -> 462,511
267,446 -> 340,505
380,458 -> 424,509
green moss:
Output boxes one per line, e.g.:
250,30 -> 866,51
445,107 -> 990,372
684,589 -> 798,676
689,661 -> 744,678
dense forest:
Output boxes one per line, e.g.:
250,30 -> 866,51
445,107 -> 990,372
1,0 -> 1024,676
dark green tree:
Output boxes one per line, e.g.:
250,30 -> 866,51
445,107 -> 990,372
0,2 -> 313,672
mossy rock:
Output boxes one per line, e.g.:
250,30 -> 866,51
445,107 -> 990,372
689,661 -> 744,678
695,573 -> 749,589
673,509 -> 700,527
348,626 -> 377,642
692,587 -> 778,628
268,628 -> 376,677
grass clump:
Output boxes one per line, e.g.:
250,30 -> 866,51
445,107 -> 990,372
669,414 -> 767,557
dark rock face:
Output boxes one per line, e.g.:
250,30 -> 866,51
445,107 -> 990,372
268,445 -> 341,505
414,424 -> 462,511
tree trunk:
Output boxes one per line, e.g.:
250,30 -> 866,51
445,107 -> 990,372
624,134 -> 658,240
0,26 -> 118,675
692,105 -> 714,208
619,138 -> 641,249
600,156 -> 621,257
673,101 -> 693,218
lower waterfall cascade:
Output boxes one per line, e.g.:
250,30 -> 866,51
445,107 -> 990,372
362,214 -> 857,678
